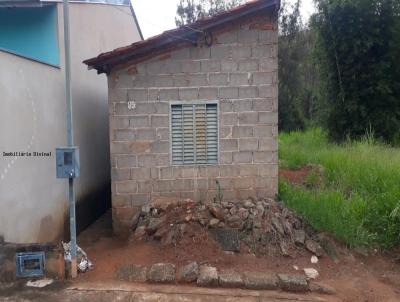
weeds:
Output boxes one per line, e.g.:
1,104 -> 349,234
279,128 -> 400,249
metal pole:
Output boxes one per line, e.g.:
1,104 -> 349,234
62,0 -> 77,278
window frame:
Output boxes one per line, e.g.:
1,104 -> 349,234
0,4 -> 60,68
169,100 -> 219,166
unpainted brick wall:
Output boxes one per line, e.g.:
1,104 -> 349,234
108,14 -> 278,234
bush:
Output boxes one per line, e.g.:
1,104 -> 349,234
279,128 -> 400,248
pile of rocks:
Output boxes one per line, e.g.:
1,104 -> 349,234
116,262 -> 335,295
129,197 -> 324,257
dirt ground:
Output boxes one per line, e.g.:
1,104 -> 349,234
76,209 -> 400,302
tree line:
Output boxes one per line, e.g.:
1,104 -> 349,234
176,0 -> 400,144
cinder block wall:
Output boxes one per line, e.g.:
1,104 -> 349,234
107,14 -> 278,234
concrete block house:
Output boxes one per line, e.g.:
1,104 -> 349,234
84,0 -> 280,235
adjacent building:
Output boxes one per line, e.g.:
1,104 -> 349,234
0,0 -> 142,279
84,0 -> 280,235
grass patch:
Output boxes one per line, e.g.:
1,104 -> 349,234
278,128 -> 400,249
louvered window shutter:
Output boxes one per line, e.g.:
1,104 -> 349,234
171,103 -> 218,165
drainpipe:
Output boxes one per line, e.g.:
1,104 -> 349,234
62,0 -> 78,279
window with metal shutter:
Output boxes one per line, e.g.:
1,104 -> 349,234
171,103 -> 218,165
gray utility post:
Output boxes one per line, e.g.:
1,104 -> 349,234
62,0 -> 77,279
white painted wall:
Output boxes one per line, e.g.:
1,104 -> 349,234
0,3 -> 141,243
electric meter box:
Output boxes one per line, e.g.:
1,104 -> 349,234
56,147 -> 80,178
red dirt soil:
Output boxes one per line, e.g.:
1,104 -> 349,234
76,211 -> 400,302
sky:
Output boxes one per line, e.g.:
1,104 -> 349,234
131,0 -> 316,39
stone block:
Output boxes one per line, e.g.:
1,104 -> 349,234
190,47 -> 211,59
233,151 -> 252,163
112,168 -> 130,181
258,164 -> 278,177
130,116 -> 149,128
153,180 -> 172,192
259,58 -> 277,71
239,138 -> 258,151
179,262 -> 199,283
156,128 -> 169,140
136,129 -> 156,140
239,86 -> 258,98
219,100 -> 232,112
220,139 -> 238,152
199,87 -> 218,99
253,72 -> 274,85
137,154 -> 158,167
111,117 -> 130,129
230,73 -> 250,86
211,45 -> 232,59
253,125 -> 273,137
179,88 -> 198,100
155,102 -> 169,114
112,194 -> 132,207
219,87 -> 239,99
151,115 -> 169,127
159,88 -> 179,100
147,263 -> 176,284
132,194 -> 151,206
220,165 -> 239,177
137,180 -> 152,193
209,73 -> 229,86
233,177 -> 253,189
116,264 -> 148,282
221,113 -> 238,126
201,60 -> 221,72
118,156 -> 137,168
197,266 -> 219,287
259,138 -> 277,151
128,89 -> 148,101
148,88 -> 159,100
258,111 -> 277,124
189,74 -> 208,86
238,164 -> 258,176
243,272 -> 279,290
209,229 -> 240,252
278,274 -> 309,292
232,45 -> 252,58
253,152 -> 274,163
220,152 -> 233,164
238,59 -> 259,71
232,99 -> 253,112
219,270 -> 243,288
221,60 -> 238,72
171,48 -> 190,60
181,60 -> 201,73
232,126 -> 253,138
258,85 -> 276,98
238,29 -> 259,44
131,167 -> 151,179
253,99 -> 273,111
116,181 -> 137,194
153,75 -> 174,87
216,31 -> 238,44
114,130 -> 135,141
252,45 -> 271,58
220,126 -> 232,138
238,112 -> 258,125
150,141 -> 169,154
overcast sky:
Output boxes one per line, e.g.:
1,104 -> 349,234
131,0 -> 316,39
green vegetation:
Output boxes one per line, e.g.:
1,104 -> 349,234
278,128 -> 400,249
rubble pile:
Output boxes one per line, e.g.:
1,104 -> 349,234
129,197 -> 323,257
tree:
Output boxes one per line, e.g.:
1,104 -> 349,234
175,0 -> 243,26
312,0 -> 400,144
278,0 -> 319,131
